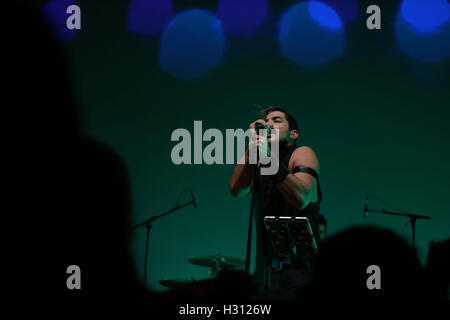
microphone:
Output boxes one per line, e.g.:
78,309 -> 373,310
254,122 -> 265,134
253,122 -> 266,165
189,188 -> 197,209
364,196 -> 369,218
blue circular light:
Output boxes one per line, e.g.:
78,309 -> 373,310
400,0 -> 448,35
158,10 -> 225,80
42,0 -> 80,41
396,0 -> 450,63
308,1 -> 343,30
278,1 -> 345,67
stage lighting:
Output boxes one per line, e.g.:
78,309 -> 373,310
216,0 -> 268,37
278,1 -> 345,67
396,0 -> 449,63
315,0 -> 358,25
42,0 -> 80,41
127,0 -> 173,36
400,0 -> 448,35
308,1 -> 343,29
158,9 -> 225,80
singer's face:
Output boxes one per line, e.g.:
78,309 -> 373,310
264,111 -> 291,145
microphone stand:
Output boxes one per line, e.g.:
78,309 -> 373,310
365,208 -> 431,249
245,156 -> 258,277
245,125 -> 269,299
132,199 -> 196,284
245,164 -> 271,299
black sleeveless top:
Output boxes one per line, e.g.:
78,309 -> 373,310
253,145 -> 322,279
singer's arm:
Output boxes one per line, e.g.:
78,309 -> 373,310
229,147 -> 253,198
275,146 -> 320,209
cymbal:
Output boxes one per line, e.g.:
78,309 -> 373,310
188,253 -> 245,269
158,278 -> 196,289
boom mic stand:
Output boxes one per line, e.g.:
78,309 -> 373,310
364,197 -> 431,250
132,189 -> 197,284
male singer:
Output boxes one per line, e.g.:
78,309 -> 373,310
229,106 -> 322,299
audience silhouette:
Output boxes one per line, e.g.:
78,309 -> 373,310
298,226 -> 428,299
5,2 -> 147,299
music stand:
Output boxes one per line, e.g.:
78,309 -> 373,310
264,216 -> 318,258
262,215 -> 318,299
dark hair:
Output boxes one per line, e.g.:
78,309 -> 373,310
258,106 -> 299,131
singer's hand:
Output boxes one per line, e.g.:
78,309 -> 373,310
248,119 -> 270,159
249,134 -> 267,149
249,119 -> 267,131
249,119 -> 268,147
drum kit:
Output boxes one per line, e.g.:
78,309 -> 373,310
158,252 -> 245,289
